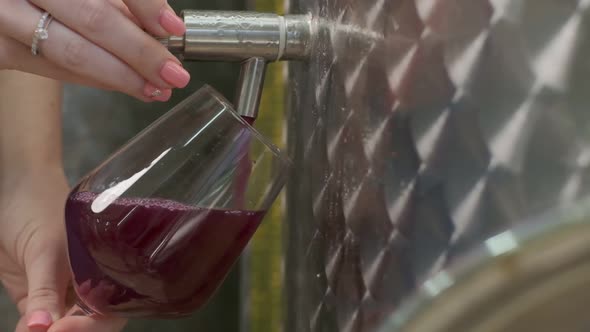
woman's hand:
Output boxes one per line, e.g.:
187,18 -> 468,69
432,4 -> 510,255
0,71 -> 127,332
0,0 -> 190,102
0,168 -> 127,332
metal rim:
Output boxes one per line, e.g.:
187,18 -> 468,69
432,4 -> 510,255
379,196 -> 590,332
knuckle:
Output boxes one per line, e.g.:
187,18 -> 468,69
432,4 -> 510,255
135,37 -> 154,60
110,68 -> 143,97
78,0 -> 109,32
14,222 -> 40,268
131,37 -> 160,74
63,38 -> 87,68
29,286 -> 60,303
63,37 -> 88,68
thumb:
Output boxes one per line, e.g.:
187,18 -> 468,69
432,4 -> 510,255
21,235 -> 70,331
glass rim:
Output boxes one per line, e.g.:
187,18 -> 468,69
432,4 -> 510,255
197,84 -> 293,169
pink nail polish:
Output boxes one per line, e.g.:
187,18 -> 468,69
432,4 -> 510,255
160,61 -> 190,88
27,310 -> 53,330
159,9 -> 185,36
151,89 -> 172,102
144,83 -> 172,102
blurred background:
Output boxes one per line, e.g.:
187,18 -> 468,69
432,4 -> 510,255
0,0 -> 286,331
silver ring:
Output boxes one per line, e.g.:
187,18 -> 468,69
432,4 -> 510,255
31,12 -> 53,56
150,89 -> 162,97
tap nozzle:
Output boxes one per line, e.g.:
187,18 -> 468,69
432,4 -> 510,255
158,10 -> 312,62
158,10 -> 312,120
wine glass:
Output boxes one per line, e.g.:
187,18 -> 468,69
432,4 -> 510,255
64,85 -> 290,318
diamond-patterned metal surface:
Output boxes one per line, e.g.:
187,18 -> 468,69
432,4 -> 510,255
285,1 -> 590,331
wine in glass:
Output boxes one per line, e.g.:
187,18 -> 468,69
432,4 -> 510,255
64,85 -> 290,317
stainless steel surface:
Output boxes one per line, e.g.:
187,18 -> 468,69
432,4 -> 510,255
235,57 -> 267,118
160,10 -> 312,61
183,10 -> 280,61
159,34 -> 184,56
380,198 -> 590,332
284,0 -> 590,331
284,13 -> 313,60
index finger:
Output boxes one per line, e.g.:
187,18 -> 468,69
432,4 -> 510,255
30,0 -> 190,89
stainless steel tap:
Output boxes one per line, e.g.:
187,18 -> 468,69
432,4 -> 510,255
158,10 -> 313,119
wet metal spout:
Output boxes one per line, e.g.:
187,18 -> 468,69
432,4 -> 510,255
234,57 -> 267,120
159,10 -> 312,62
158,10 -> 312,119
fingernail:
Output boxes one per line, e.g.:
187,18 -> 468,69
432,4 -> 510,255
27,310 -> 53,330
160,61 -> 190,88
143,83 -> 172,102
159,8 -> 185,36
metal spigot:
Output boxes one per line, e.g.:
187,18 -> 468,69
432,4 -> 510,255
158,10 -> 313,119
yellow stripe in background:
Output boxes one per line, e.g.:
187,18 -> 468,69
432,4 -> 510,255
245,0 -> 286,331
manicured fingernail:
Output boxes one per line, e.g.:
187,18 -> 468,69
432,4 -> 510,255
27,310 -> 53,330
143,83 -> 172,101
160,61 -> 190,88
159,8 -> 185,36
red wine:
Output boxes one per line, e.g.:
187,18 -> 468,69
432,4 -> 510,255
65,191 -> 265,317
242,116 -> 256,126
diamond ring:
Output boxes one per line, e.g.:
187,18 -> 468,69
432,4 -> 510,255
31,12 -> 53,56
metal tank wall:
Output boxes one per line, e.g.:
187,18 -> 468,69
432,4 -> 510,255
284,0 -> 590,331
